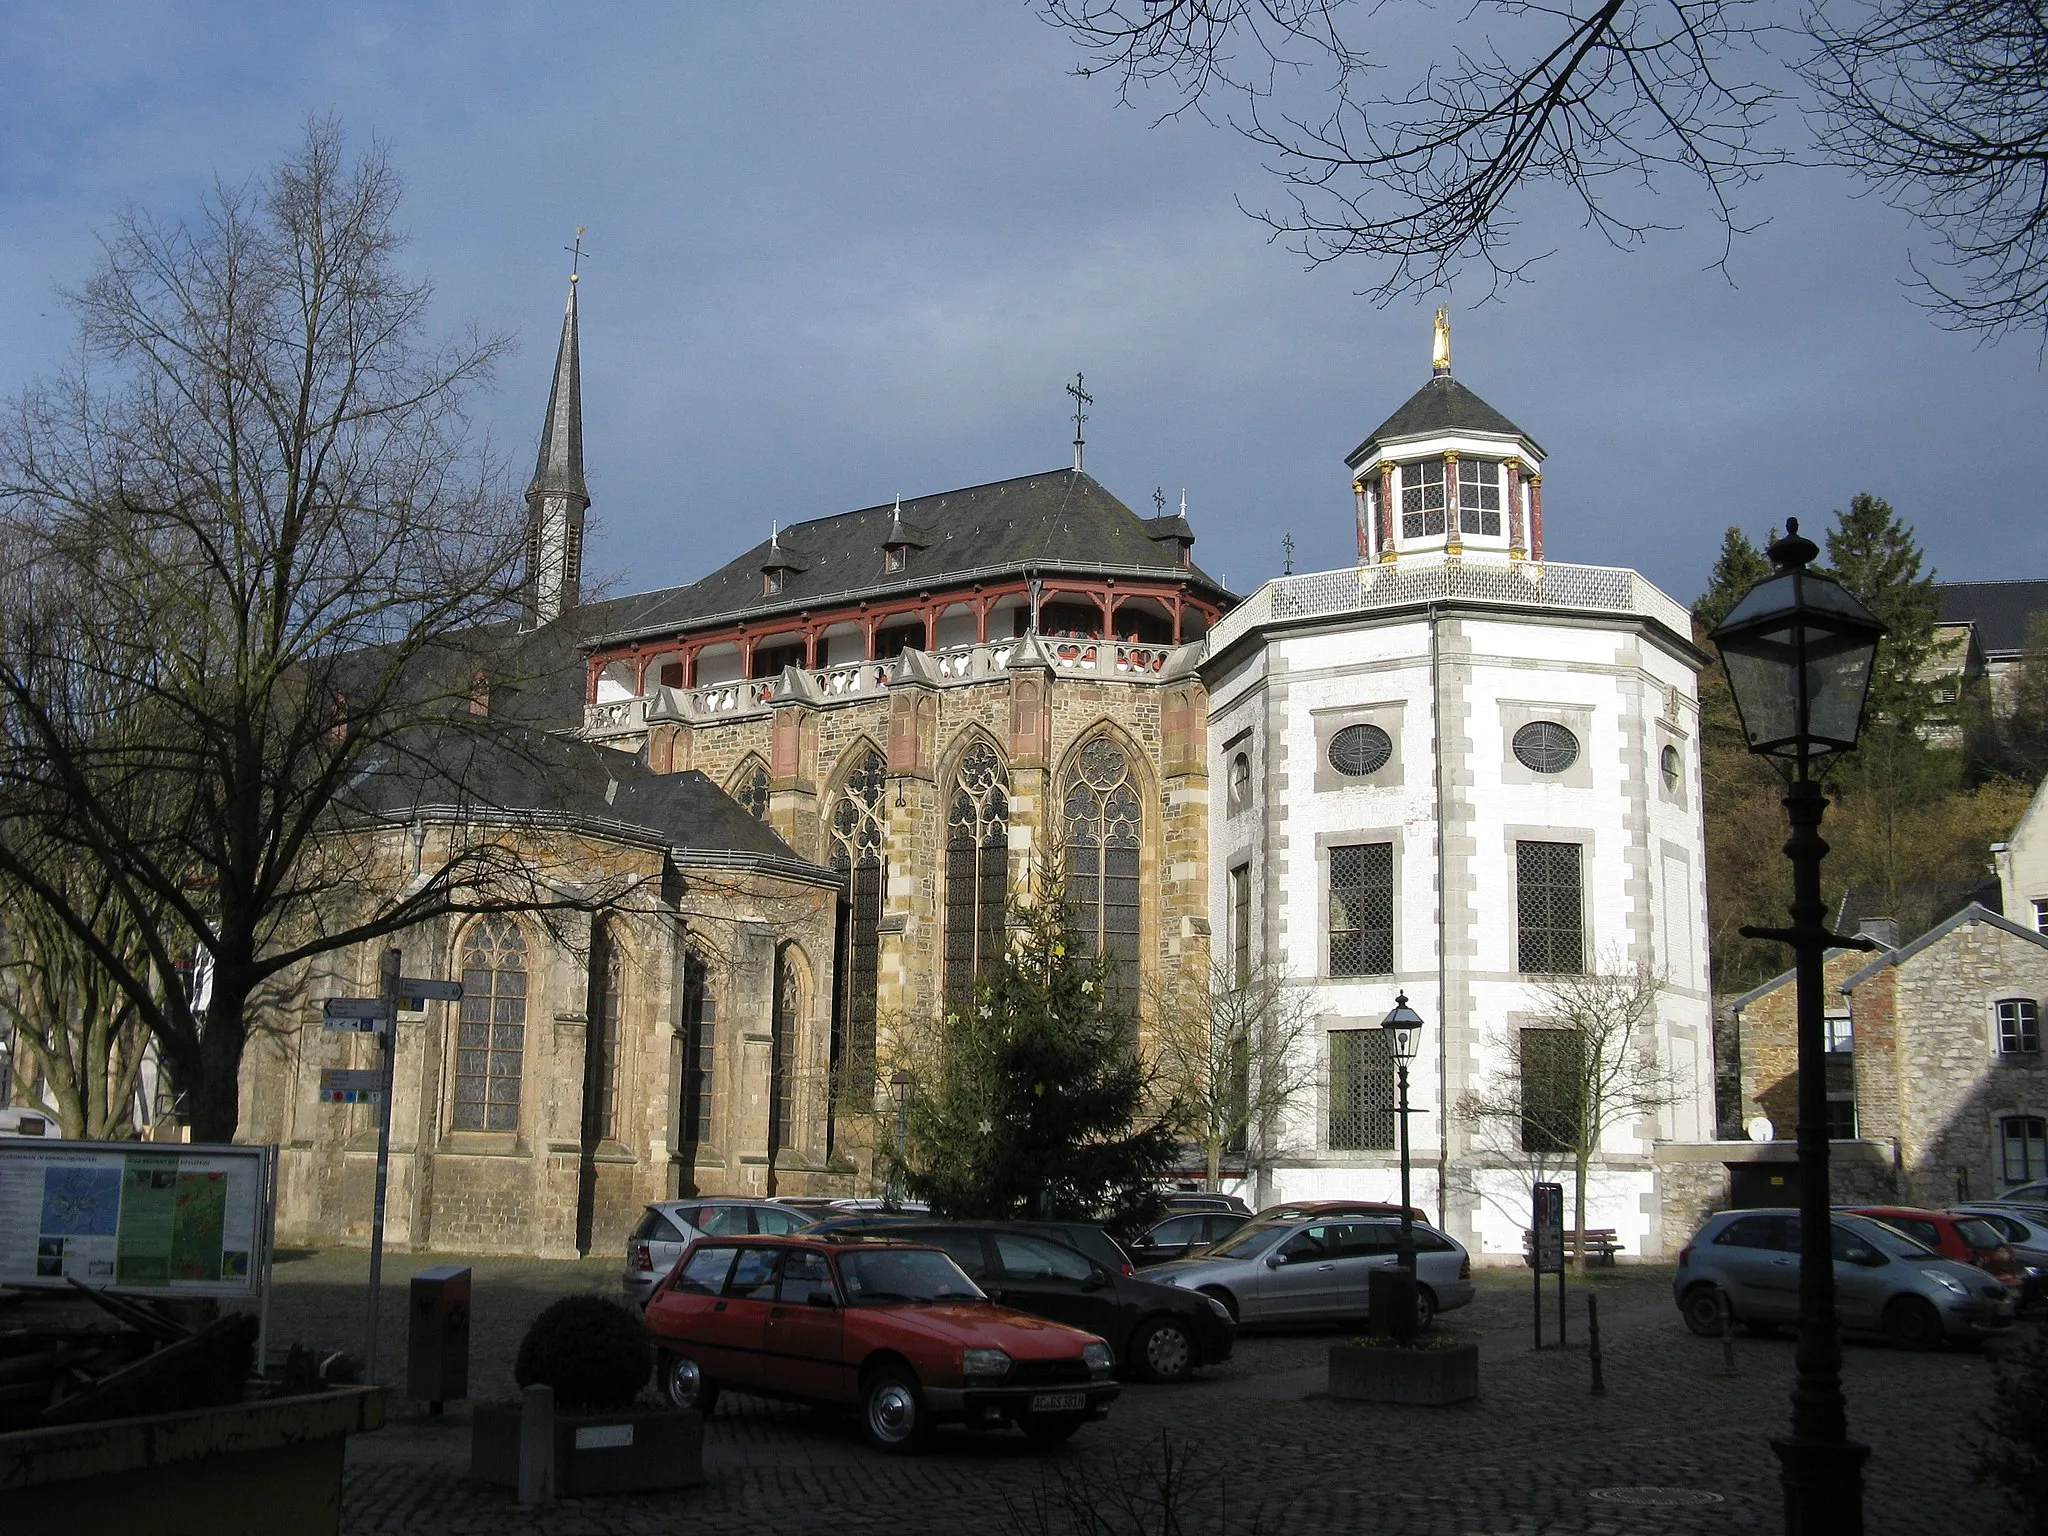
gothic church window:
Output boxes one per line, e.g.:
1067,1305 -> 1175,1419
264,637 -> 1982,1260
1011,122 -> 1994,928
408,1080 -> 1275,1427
679,951 -> 715,1146
1061,737 -> 1142,1010
1400,460 -> 1446,538
770,945 -> 802,1163
731,761 -> 770,821
1516,841 -> 1584,974
454,916 -> 528,1131
585,920 -> 623,1142
944,741 -> 1010,1004
831,747 -> 888,1079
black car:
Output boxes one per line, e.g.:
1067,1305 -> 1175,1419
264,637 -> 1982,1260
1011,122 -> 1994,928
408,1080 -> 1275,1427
815,1217 -> 1235,1383
1128,1210 -> 1250,1268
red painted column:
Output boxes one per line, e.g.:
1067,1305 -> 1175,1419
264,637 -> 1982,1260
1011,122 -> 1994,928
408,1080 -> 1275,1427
923,603 -> 938,651
586,658 -> 602,705
862,614 -> 879,659
1379,462 -> 1396,561
632,648 -> 649,696
739,634 -> 757,678
1506,459 -> 1526,557
1529,472 -> 1544,560
1354,477 -> 1371,564
974,596 -> 990,643
804,627 -> 818,667
1170,593 -> 1184,644
1444,451 -> 1462,551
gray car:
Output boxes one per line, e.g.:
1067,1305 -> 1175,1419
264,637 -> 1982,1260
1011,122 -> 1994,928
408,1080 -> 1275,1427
1135,1214 -> 1475,1328
1673,1209 -> 2015,1348
1959,1205 -> 2048,1306
622,1199 -> 815,1305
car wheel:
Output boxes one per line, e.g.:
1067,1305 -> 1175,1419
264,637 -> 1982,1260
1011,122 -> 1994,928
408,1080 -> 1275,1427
1018,1411 -> 1086,1446
1130,1316 -> 1195,1384
1197,1286 -> 1239,1322
1414,1285 -> 1438,1331
1885,1296 -> 1947,1351
659,1349 -> 718,1415
860,1365 -> 930,1453
1680,1285 -> 1726,1338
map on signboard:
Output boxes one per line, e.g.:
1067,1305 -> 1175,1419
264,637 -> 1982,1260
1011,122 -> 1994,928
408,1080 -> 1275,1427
41,1165 -> 121,1237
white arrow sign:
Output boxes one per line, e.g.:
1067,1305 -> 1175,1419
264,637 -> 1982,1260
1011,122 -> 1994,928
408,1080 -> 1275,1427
323,997 -> 394,1032
397,978 -> 462,1002
319,1068 -> 385,1104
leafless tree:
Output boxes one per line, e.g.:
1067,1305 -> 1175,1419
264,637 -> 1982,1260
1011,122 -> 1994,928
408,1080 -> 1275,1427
1150,955 -> 1320,1190
1457,952 -> 1686,1272
0,119 -> 630,1143
1041,0 -> 2048,334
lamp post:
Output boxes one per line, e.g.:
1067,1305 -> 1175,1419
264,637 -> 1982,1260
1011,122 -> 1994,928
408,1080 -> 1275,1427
1710,518 -> 1885,1536
889,1069 -> 913,1209
1380,993 -> 1426,1275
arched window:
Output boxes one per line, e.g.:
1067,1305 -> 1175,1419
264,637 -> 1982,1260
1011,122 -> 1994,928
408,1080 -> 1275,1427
454,916 -> 528,1131
770,944 -> 802,1167
945,741 -> 1010,1004
1062,736 -> 1142,1010
730,760 -> 770,822
678,950 -> 715,1151
583,920 -> 623,1143
830,747 -> 888,1078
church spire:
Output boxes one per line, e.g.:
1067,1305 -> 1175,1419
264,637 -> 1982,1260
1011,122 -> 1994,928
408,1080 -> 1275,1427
525,249 -> 590,627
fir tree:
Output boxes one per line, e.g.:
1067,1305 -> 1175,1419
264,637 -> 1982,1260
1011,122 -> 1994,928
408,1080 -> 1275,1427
1693,525 -> 1772,633
894,870 -> 1180,1228
1823,491 -> 1941,730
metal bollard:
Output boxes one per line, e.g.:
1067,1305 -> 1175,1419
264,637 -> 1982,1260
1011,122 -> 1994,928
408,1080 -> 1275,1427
517,1383 -> 555,1507
1719,1288 -> 1737,1377
1587,1293 -> 1604,1394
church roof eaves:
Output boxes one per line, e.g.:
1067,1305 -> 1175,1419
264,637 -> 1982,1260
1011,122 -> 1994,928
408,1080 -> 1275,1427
1346,375 -> 1543,466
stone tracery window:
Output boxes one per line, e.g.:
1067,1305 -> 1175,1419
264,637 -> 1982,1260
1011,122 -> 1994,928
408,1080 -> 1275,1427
454,915 -> 528,1131
730,759 -> 770,821
830,747 -> 888,1082
945,740 -> 1010,1004
1062,736 -> 1142,1010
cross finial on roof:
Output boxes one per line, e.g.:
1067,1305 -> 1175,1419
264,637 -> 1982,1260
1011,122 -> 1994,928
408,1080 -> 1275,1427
1067,373 -> 1093,472
566,226 -> 590,283
1179,488 -> 1187,519
1153,486 -> 1166,516
771,520 -> 779,551
1283,532 -> 1295,575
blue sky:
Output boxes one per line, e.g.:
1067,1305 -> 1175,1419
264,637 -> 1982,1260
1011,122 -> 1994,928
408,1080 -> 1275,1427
2,3 -> 2042,605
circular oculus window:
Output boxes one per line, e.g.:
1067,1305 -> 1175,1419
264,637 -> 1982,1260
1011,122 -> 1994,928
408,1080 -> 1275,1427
1328,723 -> 1394,777
1513,720 -> 1580,774
1660,743 -> 1681,791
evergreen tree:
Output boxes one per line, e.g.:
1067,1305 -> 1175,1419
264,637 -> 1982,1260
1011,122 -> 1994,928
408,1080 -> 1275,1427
1823,492 -> 1941,730
894,871 -> 1180,1228
1693,525 -> 1773,632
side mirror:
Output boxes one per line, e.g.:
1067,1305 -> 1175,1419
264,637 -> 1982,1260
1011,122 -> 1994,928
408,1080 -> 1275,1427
1082,1267 -> 1111,1292
807,1289 -> 839,1309
1265,1252 -> 1286,1269
1839,1244 -> 1885,1268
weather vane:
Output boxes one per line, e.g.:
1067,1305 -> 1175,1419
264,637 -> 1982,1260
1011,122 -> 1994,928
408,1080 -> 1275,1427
566,226 -> 590,282
1067,373 -> 1093,473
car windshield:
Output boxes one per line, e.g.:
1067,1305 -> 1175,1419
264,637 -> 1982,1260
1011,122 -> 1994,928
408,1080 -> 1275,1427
1855,1221 -> 1940,1259
837,1248 -> 984,1304
1954,1217 -> 2008,1250
1204,1221 -> 1288,1258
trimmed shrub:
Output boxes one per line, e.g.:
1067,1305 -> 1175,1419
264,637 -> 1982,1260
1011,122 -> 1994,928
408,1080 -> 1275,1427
1977,1331 -> 2048,1530
513,1296 -> 652,1410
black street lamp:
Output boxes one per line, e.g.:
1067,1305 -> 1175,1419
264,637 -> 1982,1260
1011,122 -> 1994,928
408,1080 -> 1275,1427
1710,517 -> 1886,1536
1380,993 -> 1426,1330
889,1069 -> 914,1209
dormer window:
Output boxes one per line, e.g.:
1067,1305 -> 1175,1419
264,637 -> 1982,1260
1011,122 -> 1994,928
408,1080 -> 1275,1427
763,568 -> 785,597
883,545 -> 907,574
1400,460 -> 1446,538
1457,459 -> 1503,536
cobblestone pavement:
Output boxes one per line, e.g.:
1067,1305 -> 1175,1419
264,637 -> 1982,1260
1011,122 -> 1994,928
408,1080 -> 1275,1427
304,1253 -> 2018,1536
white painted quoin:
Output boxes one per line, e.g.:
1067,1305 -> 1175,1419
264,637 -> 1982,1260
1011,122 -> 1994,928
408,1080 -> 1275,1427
1202,319 -> 1717,1263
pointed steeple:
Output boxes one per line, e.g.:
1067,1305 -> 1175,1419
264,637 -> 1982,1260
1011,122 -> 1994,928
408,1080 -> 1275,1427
525,270 -> 590,626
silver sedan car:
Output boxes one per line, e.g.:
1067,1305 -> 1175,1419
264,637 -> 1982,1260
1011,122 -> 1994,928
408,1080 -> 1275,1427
1134,1214 -> 1475,1328
1673,1208 -> 2015,1348
622,1199 -> 815,1305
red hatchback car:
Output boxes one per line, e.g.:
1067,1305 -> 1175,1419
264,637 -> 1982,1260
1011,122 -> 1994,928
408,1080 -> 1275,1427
1845,1207 -> 2023,1292
643,1233 -> 1120,1452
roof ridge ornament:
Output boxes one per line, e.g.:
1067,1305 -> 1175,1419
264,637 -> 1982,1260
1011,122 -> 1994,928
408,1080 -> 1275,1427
1067,372 -> 1093,472
1432,306 -> 1451,377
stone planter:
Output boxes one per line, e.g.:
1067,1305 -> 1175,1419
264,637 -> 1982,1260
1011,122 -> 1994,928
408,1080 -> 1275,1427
472,1402 -> 703,1496
0,1385 -> 386,1536
1328,1341 -> 1479,1406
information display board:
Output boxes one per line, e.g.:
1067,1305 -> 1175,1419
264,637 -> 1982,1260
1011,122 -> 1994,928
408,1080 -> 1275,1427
0,1139 -> 273,1299
1532,1181 -> 1566,1274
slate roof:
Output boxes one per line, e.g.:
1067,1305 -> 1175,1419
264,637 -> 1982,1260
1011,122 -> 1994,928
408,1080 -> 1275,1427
585,469 -> 1228,646
1835,878 -> 2002,950
342,716 -> 834,883
1938,580 -> 2048,658
527,284 -> 587,504
1348,374 -> 1543,465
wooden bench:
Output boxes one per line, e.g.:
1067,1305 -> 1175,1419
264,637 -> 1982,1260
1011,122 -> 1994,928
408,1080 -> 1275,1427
1522,1227 -> 1623,1266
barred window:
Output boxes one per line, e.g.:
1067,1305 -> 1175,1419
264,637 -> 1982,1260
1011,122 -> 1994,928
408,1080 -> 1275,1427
1513,720 -> 1580,774
1457,458 -> 1502,536
1516,841 -> 1584,974
730,760 -> 770,821
1520,1028 -> 1584,1153
945,741 -> 1010,1005
454,916 -> 528,1131
1329,843 -> 1394,976
1063,738 -> 1143,1011
1329,1029 -> 1394,1150
831,748 -> 888,1084
1399,459 -> 1446,539
2003,1115 -> 2048,1183
1998,999 -> 2041,1055
679,951 -> 715,1145
1329,723 -> 1393,777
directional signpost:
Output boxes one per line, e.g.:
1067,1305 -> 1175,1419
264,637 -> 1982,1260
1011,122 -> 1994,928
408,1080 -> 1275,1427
321,954 -> 460,1384
1533,1181 -> 1566,1348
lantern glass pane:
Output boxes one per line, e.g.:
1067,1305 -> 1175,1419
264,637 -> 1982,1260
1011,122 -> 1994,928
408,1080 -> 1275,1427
1720,643 -> 1799,752
1805,632 -> 1877,745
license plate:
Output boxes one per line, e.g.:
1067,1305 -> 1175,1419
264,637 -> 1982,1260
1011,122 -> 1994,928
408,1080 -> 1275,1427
1029,1391 -> 1086,1412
